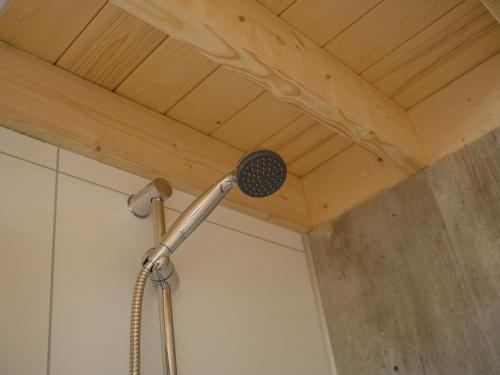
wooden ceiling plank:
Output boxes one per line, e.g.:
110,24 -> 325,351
394,23 -> 500,108
280,0 -> 382,46
0,0 -> 106,63
261,114 -> 317,151
0,42 -> 309,230
481,0 -> 500,22
303,145 -> 409,227
278,123 -> 335,164
409,52 -> 500,162
212,92 -> 303,151
116,38 -> 218,113
111,0 -> 428,173
363,0 -> 492,96
324,0 -> 462,74
256,0 -> 297,15
289,135 -> 353,177
167,67 -> 264,134
57,3 -> 166,90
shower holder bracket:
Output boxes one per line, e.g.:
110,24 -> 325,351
128,178 -> 172,218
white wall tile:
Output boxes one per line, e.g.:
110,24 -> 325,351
0,154 -> 55,375
0,125 -> 58,168
206,204 -> 304,250
50,175 -> 162,375
58,149 -> 149,194
58,149 -> 303,250
170,220 -> 330,375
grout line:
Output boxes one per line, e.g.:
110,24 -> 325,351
0,148 -> 304,252
302,236 -> 338,375
57,172 -> 304,253
46,148 -> 60,375
58,171 -> 132,197
203,215 -> 304,253
0,150 -> 57,171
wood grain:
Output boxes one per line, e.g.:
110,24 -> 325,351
362,0 -> 493,96
0,0 -> 106,62
278,123 -> 335,164
212,92 -> 302,151
281,0 -> 382,46
481,0 -> 500,22
307,127 -> 500,374
324,0 -> 462,73
0,42 -> 309,230
256,0 -> 296,15
394,22 -> 500,108
167,67 -> 263,134
409,53 -> 500,161
303,145 -> 409,227
111,0 -> 428,172
57,3 -> 166,90
289,134 -> 352,177
260,115 -> 317,151
116,38 -> 218,113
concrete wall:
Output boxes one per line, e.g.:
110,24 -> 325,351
307,128 -> 500,374
0,126 -> 332,375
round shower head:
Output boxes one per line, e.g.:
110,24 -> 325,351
235,149 -> 287,197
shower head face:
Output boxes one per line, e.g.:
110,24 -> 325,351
235,149 -> 287,197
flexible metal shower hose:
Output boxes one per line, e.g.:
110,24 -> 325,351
130,264 -> 151,375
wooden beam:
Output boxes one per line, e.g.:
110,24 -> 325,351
111,0 -> 428,173
302,145 -> 409,228
409,53 -> 500,162
0,42 -> 309,230
481,0 -> 500,22
305,52 -> 500,228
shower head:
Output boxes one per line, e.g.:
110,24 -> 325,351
235,149 -> 287,198
144,149 -> 287,268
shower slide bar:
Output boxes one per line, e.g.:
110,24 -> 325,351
128,178 -> 178,375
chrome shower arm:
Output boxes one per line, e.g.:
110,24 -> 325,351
146,174 -> 236,266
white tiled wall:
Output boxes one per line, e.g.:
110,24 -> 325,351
0,126 -> 332,375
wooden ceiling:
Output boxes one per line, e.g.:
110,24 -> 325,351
0,0 -> 499,230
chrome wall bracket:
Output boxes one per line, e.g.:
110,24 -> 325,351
128,178 -> 173,218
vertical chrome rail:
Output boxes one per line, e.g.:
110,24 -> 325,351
157,284 -> 177,375
152,198 -> 177,375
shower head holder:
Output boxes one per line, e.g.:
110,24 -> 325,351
128,178 -> 172,218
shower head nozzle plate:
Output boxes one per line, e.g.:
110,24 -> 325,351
235,149 -> 287,198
